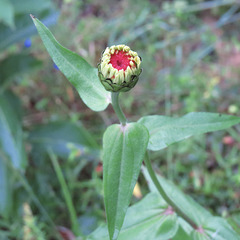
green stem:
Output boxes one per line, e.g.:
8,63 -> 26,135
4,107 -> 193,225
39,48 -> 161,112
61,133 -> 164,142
111,92 -> 127,126
144,151 -> 198,229
49,151 -> 81,236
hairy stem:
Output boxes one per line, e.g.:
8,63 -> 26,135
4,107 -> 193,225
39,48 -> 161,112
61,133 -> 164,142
144,151 -> 198,229
111,92 -> 127,125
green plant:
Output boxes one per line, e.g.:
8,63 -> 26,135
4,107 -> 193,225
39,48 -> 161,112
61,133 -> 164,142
31,15 -> 240,240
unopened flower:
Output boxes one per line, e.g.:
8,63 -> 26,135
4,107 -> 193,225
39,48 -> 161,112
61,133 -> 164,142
98,44 -> 142,92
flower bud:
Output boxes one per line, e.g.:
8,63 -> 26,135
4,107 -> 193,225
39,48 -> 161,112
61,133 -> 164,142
98,44 -> 142,92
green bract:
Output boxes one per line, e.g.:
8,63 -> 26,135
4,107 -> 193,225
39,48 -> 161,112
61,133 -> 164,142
98,45 -> 142,92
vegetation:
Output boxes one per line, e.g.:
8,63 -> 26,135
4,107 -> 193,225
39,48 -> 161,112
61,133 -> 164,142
1,0 -> 240,239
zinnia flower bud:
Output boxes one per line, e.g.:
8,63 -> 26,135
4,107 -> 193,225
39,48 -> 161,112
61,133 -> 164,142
98,44 -> 142,92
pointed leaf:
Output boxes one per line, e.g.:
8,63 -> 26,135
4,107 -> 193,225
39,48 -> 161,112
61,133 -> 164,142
103,123 -> 149,240
138,112 -> 240,151
31,16 -> 110,112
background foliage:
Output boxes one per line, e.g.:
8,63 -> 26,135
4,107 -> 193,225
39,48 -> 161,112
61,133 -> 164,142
0,0 -> 240,239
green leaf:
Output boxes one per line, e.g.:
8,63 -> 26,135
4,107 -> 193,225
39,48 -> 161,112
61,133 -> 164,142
142,167 -> 240,239
0,91 -> 26,217
119,193 -> 177,240
88,193 -> 179,240
0,91 -> 27,169
142,166 -> 211,227
31,16 -> 111,112
103,123 -> 149,240
87,225 -> 108,240
0,9 -> 59,51
227,213 -> 240,235
88,209 -> 240,240
172,221 -> 192,240
203,217 -> 240,240
192,230 -> 210,240
0,0 -> 14,28
29,121 -> 99,161
138,112 -> 240,151
0,53 -> 42,90
155,214 -> 178,239
119,194 -> 178,240
11,0 -> 52,15
0,156 -> 12,217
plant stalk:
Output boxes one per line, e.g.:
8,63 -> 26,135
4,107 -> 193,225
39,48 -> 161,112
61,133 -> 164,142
49,150 -> 81,236
144,151 -> 198,229
111,92 -> 127,126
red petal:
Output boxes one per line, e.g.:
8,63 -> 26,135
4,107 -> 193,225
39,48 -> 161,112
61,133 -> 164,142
110,50 -> 131,71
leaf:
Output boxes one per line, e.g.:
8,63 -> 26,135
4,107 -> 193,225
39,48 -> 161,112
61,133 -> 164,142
203,217 -> 240,240
11,0 -> 52,15
227,213 -> 240,235
138,112 -> 240,151
0,91 -> 27,169
155,214 -> 179,239
142,166 -> 211,227
0,53 -> 42,90
191,217 -> 240,240
0,0 -> 14,28
87,225 -> 108,240
172,221 -> 192,240
119,194 -> 178,240
103,123 -> 149,240
87,193 -> 179,240
0,9 -> 59,51
0,156 -> 12,217
142,167 -> 240,239
192,230 -> 210,240
31,16 -> 111,112
0,91 -> 26,217
29,121 -> 99,161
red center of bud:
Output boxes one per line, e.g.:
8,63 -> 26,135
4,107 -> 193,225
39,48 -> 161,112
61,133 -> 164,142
110,50 -> 131,71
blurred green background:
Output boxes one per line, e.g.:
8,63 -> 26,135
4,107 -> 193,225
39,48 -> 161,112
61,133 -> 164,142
0,0 -> 240,239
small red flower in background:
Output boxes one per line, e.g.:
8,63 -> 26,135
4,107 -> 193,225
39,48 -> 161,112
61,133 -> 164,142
95,162 -> 103,173
222,136 -> 235,145
57,226 -> 75,240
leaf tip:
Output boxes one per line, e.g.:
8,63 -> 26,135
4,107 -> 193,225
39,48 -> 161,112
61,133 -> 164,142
30,14 -> 36,19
